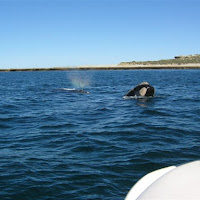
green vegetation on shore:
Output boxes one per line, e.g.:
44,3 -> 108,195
119,54 -> 200,65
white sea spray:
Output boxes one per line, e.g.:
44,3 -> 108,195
68,73 -> 91,89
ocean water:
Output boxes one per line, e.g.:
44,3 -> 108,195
0,69 -> 199,200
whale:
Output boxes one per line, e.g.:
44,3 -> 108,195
58,88 -> 89,94
123,82 -> 155,98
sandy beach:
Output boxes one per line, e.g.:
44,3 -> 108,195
1,63 -> 200,72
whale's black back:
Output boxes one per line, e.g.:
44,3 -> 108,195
125,84 -> 154,97
145,86 -> 154,97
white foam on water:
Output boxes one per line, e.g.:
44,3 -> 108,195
123,95 -> 149,99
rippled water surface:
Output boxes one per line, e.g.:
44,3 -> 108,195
0,70 -> 200,199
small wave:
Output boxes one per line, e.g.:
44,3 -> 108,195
142,109 -> 173,116
0,117 -> 16,122
39,123 -> 76,130
0,124 -> 11,129
1,104 -> 18,109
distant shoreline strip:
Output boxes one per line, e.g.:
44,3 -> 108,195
1,64 -> 200,72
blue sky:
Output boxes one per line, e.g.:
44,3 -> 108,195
0,0 -> 200,69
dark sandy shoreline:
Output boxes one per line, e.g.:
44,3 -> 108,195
1,64 -> 200,72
